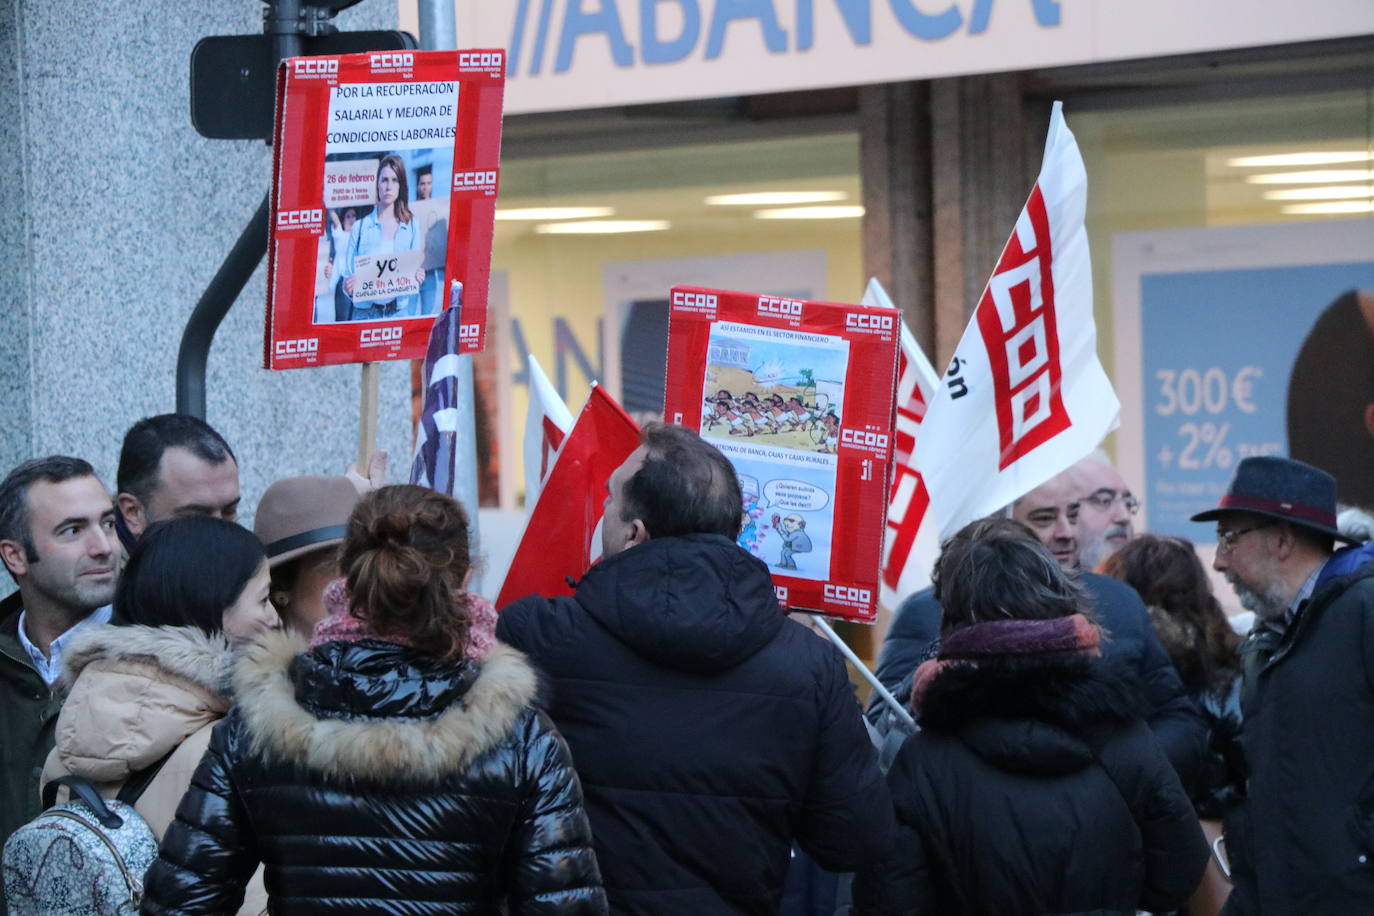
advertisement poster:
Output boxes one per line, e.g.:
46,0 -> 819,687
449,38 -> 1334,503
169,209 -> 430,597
265,49 -> 505,369
664,286 -> 900,623
1113,218 -> 1374,538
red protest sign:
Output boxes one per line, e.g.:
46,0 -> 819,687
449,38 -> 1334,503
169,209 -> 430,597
663,286 -> 900,623
265,50 -> 505,369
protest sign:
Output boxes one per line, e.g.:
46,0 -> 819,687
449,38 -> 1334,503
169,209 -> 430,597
916,102 -> 1119,539
663,286 -> 900,623
265,49 -> 505,369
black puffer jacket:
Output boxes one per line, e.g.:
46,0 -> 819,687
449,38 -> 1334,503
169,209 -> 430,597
497,534 -> 894,916
854,656 -> 1208,916
140,633 -> 607,915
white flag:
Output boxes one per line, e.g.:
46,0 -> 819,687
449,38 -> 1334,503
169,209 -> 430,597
862,279 -> 943,608
915,102 -> 1119,539
522,355 -> 574,505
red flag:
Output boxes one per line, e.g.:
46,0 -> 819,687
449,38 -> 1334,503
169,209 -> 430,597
497,385 -> 641,607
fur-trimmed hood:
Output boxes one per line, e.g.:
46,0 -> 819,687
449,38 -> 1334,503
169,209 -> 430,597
52,624 -> 235,783
918,656 -> 1146,776
233,630 -> 539,783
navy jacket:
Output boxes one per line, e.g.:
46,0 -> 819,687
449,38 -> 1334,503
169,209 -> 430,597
498,534 -> 894,916
868,572 -> 1207,787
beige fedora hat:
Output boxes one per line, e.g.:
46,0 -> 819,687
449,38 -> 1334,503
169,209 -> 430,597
254,475 -> 362,567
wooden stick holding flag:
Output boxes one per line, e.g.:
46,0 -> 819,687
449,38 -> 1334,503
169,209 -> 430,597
357,362 -> 381,471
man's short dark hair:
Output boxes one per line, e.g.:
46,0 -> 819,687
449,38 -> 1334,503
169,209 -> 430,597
0,456 -> 98,563
117,414 -> 236,504
622,423 -> 742,540
933,516 -> 1089,631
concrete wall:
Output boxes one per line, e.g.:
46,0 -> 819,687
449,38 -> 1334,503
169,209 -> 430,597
1,0 -> 407,523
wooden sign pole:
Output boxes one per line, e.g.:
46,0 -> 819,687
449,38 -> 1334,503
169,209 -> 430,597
357,362 -> 380,471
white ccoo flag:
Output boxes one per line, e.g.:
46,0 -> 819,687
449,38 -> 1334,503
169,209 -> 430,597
915,102 -> 1120,539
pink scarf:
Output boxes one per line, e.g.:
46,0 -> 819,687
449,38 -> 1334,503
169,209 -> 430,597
311,577 -> 498,662
910,613 -> 1100,713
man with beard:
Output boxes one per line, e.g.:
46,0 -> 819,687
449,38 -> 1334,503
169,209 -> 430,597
0,456 -> 119,847
1192,456 -> 1374,914
1071,450 -> 1140,570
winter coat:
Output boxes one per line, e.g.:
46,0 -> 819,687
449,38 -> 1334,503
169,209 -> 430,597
869,572 -> 1208,786
0,593 -> 63,853
140,632 -> 607,915
853,656 -> 1209,915
39,624 -> 268,915
43,624 -> 233,840
1221,564 -> 1374,915
497,534 -> 895,916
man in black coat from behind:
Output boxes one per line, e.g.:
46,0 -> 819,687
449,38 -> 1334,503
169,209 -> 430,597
498,423 -> 894,916
869,470 -> 1207,788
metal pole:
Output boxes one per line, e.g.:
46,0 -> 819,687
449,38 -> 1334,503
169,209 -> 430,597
175,195 -> 270,417
176,0 -> 307,418
808,615 -> 917,730
415,0 -> 482,586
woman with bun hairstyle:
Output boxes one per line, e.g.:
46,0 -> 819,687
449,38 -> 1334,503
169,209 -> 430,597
43,517 -> 277,913
142,485 -> 607,915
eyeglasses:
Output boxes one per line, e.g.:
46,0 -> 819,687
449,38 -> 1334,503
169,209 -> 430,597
1080,489 -> 1141,515
1216,521 -> 1277,555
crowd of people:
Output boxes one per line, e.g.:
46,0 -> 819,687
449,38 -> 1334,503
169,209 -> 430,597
0,412 -> 1372,915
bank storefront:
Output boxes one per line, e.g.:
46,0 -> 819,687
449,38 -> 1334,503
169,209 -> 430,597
404,1 -> 1373,631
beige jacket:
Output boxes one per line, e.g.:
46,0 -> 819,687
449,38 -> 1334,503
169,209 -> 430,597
41,624 -> 267,915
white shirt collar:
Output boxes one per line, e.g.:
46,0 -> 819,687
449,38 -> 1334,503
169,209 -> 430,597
16,604 -> 112,687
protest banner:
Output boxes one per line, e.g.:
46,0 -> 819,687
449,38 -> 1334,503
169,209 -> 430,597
496,385 -> 641,607
522,354 -> 573,505
662,286 -> 900,623
264,49 -> 505,370
916,102 -> 1119,539
861,279 -> 942,610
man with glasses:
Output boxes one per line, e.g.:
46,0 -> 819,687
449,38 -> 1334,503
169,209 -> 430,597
1192,455 -> 1374,915
1070,451 -> 1141,569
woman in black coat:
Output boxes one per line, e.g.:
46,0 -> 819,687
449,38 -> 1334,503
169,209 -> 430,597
141,485 -> 607,915
854,518 -> 1208,916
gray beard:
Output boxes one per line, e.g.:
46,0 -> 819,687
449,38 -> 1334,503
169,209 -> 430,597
1230,577 -> 1289,622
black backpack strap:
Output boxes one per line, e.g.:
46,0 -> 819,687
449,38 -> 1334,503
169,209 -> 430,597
41,776 -> 124,830
116,746 -> 179,806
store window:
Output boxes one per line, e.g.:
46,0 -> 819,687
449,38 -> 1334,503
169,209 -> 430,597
1073,86 -> 1374,538
480,131 -> 863,508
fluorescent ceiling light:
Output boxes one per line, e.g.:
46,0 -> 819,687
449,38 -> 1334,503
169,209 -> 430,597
706,191 -> 847,206
1227,151 -> 1373,168
534,219 -> 670,234
1245,170 -> 1374,185
1263,185 -> 1374,201
753,205 -> 866,220
496,206 -> 615,221
1280,201 -> 1374,215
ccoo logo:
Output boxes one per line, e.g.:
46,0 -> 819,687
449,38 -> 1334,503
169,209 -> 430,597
846,312 -> 895,331
359,326 -> 403,344
274,338 -> 318,356
757,296 -> 803,318
370,52 -> 414,73
824,584 -> 872,605
458,51 -> 505,72
840,429 -> 889,450
292,58 -> 338,77
672,290 -> 717,310
277,208 -> 323,230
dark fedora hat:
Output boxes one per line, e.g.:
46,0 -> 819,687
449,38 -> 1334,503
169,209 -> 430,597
1191,455 -> 1356,543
